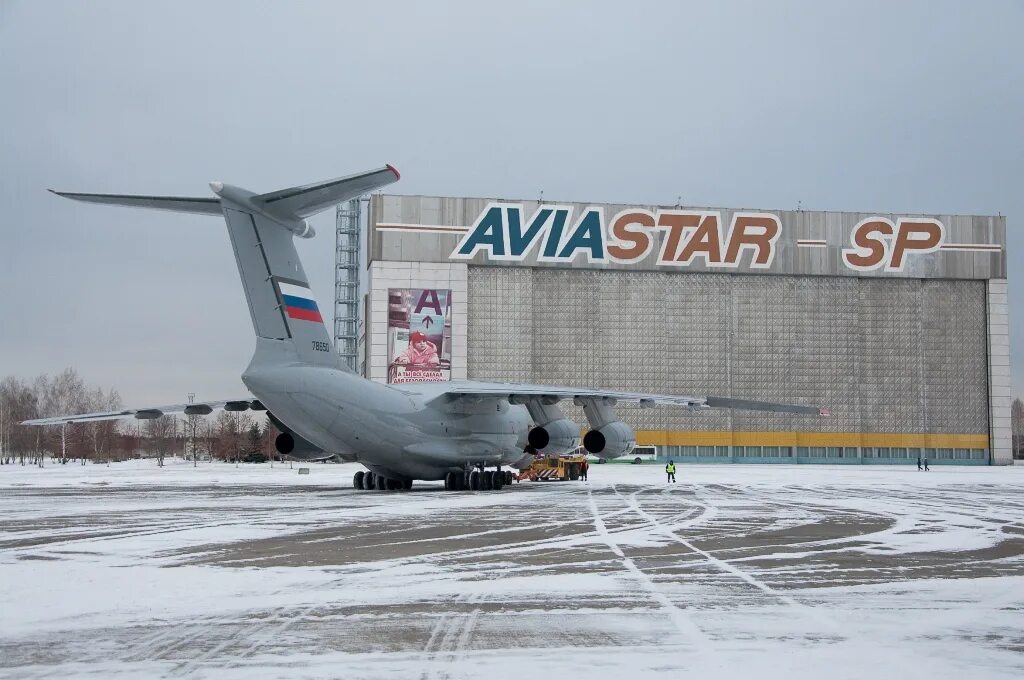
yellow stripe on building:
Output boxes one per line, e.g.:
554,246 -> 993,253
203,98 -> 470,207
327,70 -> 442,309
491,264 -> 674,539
634,431 -> 989,449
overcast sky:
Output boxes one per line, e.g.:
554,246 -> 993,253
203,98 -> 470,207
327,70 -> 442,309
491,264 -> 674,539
1,0 -> 1021,406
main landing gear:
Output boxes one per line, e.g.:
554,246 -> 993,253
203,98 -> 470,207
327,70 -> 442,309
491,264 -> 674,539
443,466 -> 514,491
353,470 -> 412,492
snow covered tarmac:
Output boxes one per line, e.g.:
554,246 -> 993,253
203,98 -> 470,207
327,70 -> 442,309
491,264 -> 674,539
1,461 -> 1023,679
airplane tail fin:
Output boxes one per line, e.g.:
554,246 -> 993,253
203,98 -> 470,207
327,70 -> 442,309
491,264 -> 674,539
51,165 -> 401,369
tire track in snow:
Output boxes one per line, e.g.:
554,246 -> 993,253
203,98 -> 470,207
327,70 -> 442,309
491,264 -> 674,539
621,485 -> 841,630
585,487 -> 712,648
419,591 -> 484,680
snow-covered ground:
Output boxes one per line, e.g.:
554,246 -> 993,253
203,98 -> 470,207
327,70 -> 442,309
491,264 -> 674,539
1,460 -> 1022,679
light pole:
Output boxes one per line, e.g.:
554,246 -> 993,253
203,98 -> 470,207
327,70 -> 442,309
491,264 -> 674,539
188,393 -> 197,468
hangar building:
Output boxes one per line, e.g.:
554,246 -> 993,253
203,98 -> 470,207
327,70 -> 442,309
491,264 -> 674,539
358,193 -> 1011,465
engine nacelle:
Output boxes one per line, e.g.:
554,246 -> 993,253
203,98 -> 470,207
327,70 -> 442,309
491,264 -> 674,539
526,418 -> 580,455
582,421 -> 635,459
274,432 -> 330,461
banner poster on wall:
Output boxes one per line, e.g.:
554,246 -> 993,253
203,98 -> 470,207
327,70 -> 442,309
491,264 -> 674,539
387,288 -> 452,384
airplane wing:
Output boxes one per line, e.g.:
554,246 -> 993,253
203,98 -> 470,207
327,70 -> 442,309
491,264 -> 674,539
255,165 -> 401,220
434,381 -> 829,416
21,399 -> 263,426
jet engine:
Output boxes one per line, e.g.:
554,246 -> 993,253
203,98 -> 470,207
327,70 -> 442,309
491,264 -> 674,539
582,421 -> 636,459
274,431 -> 331,461
527,418 -> 580,455
268,412 -> 332,461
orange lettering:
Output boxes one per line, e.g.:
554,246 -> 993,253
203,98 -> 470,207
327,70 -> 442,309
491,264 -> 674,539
725,215 -> 780,266
607,210 -> 655,262
657,212 -> 700,263
677,215 -> 722,264
889,220 -> 942,269
843,219 -> 893,270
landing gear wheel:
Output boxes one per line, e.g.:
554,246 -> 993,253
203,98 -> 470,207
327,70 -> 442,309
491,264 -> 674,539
402,479 -> 413,490
468,470 -> 481,490
491,470 -> 504,491
362,472 -> 376,490
375,474 -> 387,491
444,471 -> 458,490
353,471 -> 364,489
385,478 -> 399,491
504,471 -> 513,485
481,470 -> 493,491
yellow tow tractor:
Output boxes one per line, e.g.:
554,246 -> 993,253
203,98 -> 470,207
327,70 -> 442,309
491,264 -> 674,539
516,451 -> 589,482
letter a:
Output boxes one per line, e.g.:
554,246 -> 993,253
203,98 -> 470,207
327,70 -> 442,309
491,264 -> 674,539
453,205 -> 506,259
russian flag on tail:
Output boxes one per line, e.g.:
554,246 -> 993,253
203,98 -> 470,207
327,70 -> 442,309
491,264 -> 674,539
278,281 -> 323,323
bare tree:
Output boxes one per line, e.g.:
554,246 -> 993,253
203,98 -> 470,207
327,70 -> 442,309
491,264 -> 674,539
214,411 -> 253,464
145,415 -> 177,467
83,387 -> 122,464
34,369 -> 88,463
0,376 -> 39,465
185,412 -> 203,466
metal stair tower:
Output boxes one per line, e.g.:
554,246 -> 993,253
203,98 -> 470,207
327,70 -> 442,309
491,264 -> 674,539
334,199 -> 361,370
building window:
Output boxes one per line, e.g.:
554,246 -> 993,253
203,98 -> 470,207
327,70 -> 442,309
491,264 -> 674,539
762,446 -> 779,457
892,448 -> 908,459
908,448 -> 921,460
843,447 -> 858,458
715,446 -> 730,457
682,446 -> 698,457
797,447 -> 809,457
971,449 -> 987,460
935,448 -> 953,460
746,446 -> 762,457
698,446 -> 714,457
826,447 -> 841,458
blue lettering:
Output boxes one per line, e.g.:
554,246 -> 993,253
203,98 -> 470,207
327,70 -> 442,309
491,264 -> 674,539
456,206 -> 506,257
508,207 -> 552,258
557,209 -> 605,261
541,209 -> 570,259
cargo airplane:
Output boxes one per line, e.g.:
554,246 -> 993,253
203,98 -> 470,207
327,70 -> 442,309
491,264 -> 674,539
24,165 -> 828,491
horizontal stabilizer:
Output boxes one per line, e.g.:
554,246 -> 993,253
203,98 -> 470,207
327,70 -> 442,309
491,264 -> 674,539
49,190 -> 222,216
255,165 -> 400,220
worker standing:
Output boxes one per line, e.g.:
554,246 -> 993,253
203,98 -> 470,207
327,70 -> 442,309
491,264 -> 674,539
580,459 -> 588,481
665,460 -> 676,483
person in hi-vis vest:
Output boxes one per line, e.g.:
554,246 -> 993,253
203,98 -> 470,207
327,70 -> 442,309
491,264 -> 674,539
665,460 -> 676,483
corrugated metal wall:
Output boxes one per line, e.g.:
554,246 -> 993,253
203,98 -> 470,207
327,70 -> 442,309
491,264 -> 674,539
467,267 -> 989,436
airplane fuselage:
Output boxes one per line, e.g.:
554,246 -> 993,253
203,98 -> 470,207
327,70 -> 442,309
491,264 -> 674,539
242,341 -> 531,481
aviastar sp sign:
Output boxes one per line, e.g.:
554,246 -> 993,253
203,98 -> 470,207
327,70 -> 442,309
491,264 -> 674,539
449,203 -> 952,272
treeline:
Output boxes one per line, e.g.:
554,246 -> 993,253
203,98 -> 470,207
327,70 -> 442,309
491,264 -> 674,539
0,369 -> 277,464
